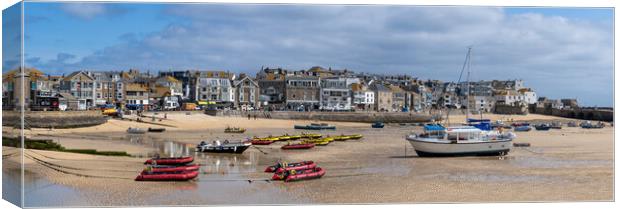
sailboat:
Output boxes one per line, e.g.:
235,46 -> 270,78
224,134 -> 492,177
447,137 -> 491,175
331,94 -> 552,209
405,47 -> 515,157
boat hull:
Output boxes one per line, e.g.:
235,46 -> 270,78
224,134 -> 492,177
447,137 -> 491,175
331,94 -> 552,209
197,145 -> 250,153
406,136 -> 512,157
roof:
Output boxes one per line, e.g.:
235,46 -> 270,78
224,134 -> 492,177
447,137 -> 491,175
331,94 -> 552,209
369,83 -> 391,92
125,83 -> 148,91
63,71 -> 94,81
233,76 -> 259,87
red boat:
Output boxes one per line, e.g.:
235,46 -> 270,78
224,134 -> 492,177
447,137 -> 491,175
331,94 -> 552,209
144,156 -> 194,165
251,140 -> 274,145
271,167 -> 325,182
135,170 -> 199,181
264,161 -> 316,173
281,143 -> 315,150
148,164 -> 200,173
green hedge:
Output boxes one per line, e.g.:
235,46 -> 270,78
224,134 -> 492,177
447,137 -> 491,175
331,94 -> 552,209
2,137 -> 130,157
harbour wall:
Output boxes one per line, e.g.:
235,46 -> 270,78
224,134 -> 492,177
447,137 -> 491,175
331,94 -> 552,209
205,110 -> 437,123
529,106 -> 613,122
2,110 -> 108,128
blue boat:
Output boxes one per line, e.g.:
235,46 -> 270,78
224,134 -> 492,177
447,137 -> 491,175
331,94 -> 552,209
534,124 -> 551,131
513,125 -> 532,132
371,122 -> 385,128
294,123 -> 336,130
466,118 -> 492,131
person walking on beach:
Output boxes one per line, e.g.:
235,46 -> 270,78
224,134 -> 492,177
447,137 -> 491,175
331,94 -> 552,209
254,114 -> 257,120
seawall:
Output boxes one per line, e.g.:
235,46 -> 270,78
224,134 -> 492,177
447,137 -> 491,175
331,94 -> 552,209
2,110 -> 108,128
529,106 -> 613,122
206,110 -> 437,123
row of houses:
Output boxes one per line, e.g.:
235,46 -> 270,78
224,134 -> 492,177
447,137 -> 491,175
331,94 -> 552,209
3,66 -> 567,113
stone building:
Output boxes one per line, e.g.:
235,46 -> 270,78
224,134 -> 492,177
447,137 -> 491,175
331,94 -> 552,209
285,75 -> 320,111
256,67 -> 287,108
370,83 -> 392,112
233,74 -> 261,110
60,70 -> 96,108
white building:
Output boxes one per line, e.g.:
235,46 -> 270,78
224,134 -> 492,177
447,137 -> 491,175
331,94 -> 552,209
195,72 -> 234,104
320,77 -> 359,111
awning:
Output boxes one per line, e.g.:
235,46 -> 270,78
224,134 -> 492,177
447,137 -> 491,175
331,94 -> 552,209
424,124 -> 445,131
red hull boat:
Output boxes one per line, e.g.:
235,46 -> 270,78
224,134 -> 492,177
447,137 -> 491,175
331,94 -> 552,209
144,156 -> 194,165
264,161 -> 316,173
148,164 -> 200,173
135,170 -> 199,181
251,140 -> 274,145
271,167 -> 325,182
281,143 -> 315,150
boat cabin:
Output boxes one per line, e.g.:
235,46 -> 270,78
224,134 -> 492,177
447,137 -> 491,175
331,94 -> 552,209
444,126 -> 483,142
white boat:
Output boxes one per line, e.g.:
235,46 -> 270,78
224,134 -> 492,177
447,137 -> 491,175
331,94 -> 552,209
404,48 -> 515,157
405,125 -> 513,157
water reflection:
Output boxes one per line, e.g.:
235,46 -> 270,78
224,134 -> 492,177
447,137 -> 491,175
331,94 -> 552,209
125,135 -> 260,174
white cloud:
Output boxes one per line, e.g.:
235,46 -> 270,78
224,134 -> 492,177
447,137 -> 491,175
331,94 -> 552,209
29,5 -> 613,106
60,3 -> 107,20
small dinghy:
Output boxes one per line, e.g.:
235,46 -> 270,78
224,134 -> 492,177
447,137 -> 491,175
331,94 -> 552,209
281,143 -> 315,149
513,125 -> 532,132
271,167 -> 326,182
534,124 -> 551,131
581,121 -> 605,129
264,161 -> 317,173
144,156 -> 194,165
147,164 -> 200,173
513,142 -> 531,147
567,121 -> 578,127
127,127 -> 146,134
550,122 -> 562,129
371,122 -> 384,128
135,170 -> 198,181
511,122 -> 530,127
224,127 -> 246,133
147,127 -> 166,132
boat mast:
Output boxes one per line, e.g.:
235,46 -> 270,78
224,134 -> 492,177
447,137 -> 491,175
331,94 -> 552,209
457,47 -> 473,121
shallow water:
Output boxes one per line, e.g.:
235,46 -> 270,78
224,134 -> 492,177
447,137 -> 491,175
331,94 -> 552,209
2,168 -> 88,207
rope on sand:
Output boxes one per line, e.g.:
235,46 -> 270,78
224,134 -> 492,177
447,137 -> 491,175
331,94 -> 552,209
252,146 -> 269,155
24,153 -> 134,180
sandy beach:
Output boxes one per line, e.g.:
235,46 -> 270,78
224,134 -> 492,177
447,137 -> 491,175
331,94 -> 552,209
2,111 -> 614,206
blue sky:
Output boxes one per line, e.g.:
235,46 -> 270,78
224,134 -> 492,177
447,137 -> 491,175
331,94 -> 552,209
2,2 -> 614,106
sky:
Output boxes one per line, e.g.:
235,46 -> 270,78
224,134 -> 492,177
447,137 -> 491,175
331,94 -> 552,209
2,2 -> 614,107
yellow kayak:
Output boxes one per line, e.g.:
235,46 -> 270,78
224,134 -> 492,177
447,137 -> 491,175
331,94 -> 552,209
322,137 -> 335,142
301,133 -> 322,139
254,136 -> 280,141
277,135 -> 293,140
333,135 -> 351,141
314,140 -> 330,146
289,135 -> 302,140
347,134 -> 363,140
303,139 -> 331,146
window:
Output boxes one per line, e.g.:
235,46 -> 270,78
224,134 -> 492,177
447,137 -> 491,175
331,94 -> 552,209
202,87 -> 207,92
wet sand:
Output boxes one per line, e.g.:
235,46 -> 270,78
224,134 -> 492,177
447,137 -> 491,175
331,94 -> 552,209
1,112 -> 614,206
